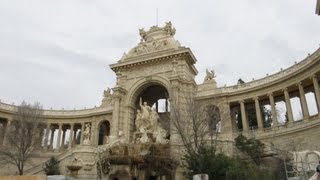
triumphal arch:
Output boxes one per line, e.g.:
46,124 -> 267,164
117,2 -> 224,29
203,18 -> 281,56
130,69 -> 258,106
1,22 -> 320,179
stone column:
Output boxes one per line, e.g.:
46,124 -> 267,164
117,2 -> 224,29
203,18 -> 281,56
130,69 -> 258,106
268,93 -> 278,126
165,98 -> 168,112
111,96 -> 120,136
3,119 -> 12,146
220,98 -> 232,133
240,100 -> 248,131
69,123 -> 74,149
44,123 -> 51,151
55,124 -> 62,151
169,80 -> 181,158
283,88 -> 294,122
312,75 -> 320,112
253,97 -> 263,129
61,127 -> 66,150
297,82 -> 309,118
80,122 -> 84,145
49,127 -> 55,150
91,119 -> 97,146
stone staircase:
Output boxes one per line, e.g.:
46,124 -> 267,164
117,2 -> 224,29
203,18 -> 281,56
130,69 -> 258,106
24,149 -> 74,175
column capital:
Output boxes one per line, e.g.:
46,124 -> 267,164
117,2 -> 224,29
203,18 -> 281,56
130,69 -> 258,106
7,118 -> 13,124
239,100 -> 245,103
296,82 -> 303,86
112,87 -> 127,97
267,92 -> 273,97
252,97 -> 259,101
310,74 -> 318,79
282,87 -> 288,92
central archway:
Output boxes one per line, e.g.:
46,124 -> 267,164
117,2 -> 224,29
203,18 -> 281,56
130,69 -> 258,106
133,84 -> 170,132
127,79 -> 171,141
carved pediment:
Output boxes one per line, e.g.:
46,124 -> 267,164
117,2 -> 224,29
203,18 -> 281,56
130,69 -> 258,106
119,22 -> 181,61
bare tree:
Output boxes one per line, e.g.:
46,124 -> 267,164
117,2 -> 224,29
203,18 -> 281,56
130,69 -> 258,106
170,95 -> 221,155
0,101 -> 45,175
170,95 -> 229,179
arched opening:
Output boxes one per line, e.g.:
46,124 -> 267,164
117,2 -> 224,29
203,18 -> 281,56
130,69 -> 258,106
275,101 -> 287,124
306,92 -> 318,116
132,83 -> 170,133
290,97 -> 303,121
98,120 -> 110,145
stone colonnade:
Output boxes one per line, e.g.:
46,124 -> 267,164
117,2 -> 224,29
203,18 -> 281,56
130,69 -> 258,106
230,74 -> 320,131
0,112 -> 111,151
42,122 -> 85,151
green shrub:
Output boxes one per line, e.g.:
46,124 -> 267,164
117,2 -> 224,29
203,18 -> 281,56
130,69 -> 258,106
44,156 -> 60,175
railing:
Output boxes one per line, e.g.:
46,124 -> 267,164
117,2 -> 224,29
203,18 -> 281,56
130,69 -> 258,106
24,148 -> 74,175
0,101 -> 112,116
218,47 -> 320,93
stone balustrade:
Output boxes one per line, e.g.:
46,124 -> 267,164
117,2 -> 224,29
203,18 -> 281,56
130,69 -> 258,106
0,102 -> 112,116
218,47 -> 320,93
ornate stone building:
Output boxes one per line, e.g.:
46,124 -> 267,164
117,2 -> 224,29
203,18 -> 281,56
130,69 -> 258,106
1,22 -> 320,179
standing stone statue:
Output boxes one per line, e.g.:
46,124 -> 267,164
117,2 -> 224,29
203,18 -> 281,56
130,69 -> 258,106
139,97 -> 151,120
83,123 -> 91,145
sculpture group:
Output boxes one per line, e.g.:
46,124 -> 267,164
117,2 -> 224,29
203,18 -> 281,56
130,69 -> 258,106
135,98 -> 168,144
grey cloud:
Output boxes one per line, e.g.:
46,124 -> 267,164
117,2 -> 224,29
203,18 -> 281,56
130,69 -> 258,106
0,0 -> 319,108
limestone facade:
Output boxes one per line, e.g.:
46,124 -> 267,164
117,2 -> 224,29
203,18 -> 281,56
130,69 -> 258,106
1,22 -> 320,179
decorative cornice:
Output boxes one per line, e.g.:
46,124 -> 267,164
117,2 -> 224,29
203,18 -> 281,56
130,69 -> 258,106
0,101 -> 112,117
110,48 -> 197,73
212,48 -> 320,94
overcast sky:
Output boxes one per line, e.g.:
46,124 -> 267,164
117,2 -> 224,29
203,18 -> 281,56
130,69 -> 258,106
0,0 -> 319,109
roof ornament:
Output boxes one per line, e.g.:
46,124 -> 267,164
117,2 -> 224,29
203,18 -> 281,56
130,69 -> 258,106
119,22 -> 181,61
139,28 -> 147,42
164,21 -> 176,36
237,78 -> 245,85
101,87 -> 113,107
204,69 -> 216,82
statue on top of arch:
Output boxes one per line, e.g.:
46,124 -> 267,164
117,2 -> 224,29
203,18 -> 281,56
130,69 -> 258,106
134,97 -> 168,144
101,87 -> 113,107
204,69 -> 216,82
